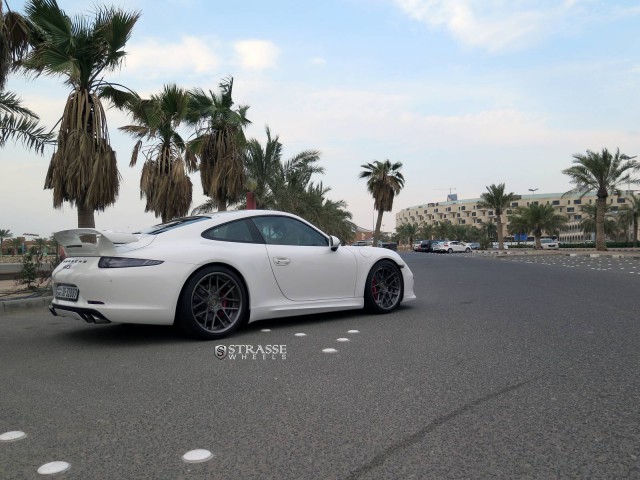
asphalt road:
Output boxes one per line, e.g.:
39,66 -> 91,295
1,252 -> 639,479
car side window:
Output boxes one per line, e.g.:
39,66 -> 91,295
202,219 -> 263,243
251,216 -> 329,247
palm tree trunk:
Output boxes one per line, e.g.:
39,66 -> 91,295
596,196 -> 607,251
496,214 -> 504,250
633,215 -> 638,248
217,193 -> 227,212
373,210 -> 384,246
77,204 -> 95,229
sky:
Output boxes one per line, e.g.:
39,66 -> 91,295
2,0 -> 640,239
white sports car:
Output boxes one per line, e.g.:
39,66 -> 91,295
50,210 -> 416,339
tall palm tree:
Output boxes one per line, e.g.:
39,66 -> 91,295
508,204 -> 567,249
563,148 -> 639,251
396,222 -> 418,247
23,0 -> 140,228
616,193 -> 640,247
103,84 -> 195,222
188,77 -> 250,211
0,3 -> 52,153
477,184 -> 520,250
418,223 -> 434,241
0,228 -> 13,255
359,159 -> 404,246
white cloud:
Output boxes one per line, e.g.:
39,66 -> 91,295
124,36 -> 220,78
392,0 -> 587,52
310,57 -> 327,66
234,40 -> 280,70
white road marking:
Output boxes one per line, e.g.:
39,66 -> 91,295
182,449 -> 214,463
294,333 -> 307,337
322,348 -> 338,353
347,330 -> 360,334
336,338 -> 350,342
37,461 -> 70,475
260,329 -> 271,332
0,431 -> 26,442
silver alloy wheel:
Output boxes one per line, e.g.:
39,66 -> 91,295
370,263 -> 402,310
190,272 -> 243,333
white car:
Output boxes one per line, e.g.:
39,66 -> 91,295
540,239 -> 560,250
50,211 -> 416,339
433,241 -> 472,253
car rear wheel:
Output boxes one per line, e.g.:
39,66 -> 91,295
364,260 -> 403,313
447,248 -> 453,254
465,247 -> 471,253
177,266 -> 248,340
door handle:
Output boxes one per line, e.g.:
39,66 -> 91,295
273,257 -> 291,266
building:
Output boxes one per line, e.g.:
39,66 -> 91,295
396,191 -> 638,243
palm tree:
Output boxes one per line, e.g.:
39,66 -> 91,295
477,184 -> 520,250
188,77 -> 250,211
563,148 -> 639,251
616,193 -> 640,247
396,222 -> 418,247
0,3 -> 52,153
418,223 -> 434,241
9,236 -> 21,255
103,84 -> 195,222
244,126 -> 282,209
359,160 -> 404,246
0,228 -> 13,255
23,0 -> 140,228
508,204 -> 567,249
578,203 -> 618,241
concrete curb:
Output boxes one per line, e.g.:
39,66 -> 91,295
0,296 -> 53,316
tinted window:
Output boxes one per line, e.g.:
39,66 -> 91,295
134,216 -> 208,235
202,219 -> 262,243
251,216 -> 328,247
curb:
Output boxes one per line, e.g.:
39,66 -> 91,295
0,296 -> 53,316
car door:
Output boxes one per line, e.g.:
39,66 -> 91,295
251,215 -> 358,301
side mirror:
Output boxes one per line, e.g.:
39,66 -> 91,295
330,235 -> 341,251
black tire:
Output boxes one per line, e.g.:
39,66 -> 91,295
177,265 -> 248,340
364,260 -> 404,313
465,247 -> 471,253
447,248 -> 453,254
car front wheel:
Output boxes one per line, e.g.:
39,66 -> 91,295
364,260 -> 404,313
465,247 -> 471,253
447,248 -> 453,254
177,265 -> 248,340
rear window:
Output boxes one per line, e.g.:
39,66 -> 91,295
133,216 -> 209,235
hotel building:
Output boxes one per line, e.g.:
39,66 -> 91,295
396,191 -> 639,243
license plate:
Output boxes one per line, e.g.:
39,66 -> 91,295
56,285 -> 79,301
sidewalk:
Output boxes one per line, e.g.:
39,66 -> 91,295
475,248 -> 640,259
0,278 -> 53,315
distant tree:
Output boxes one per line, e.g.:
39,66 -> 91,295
579,204 -> 618,241
563,148 -> 639,251
396,222 -> 418,246
0,228 -> 13,255
508,204 -> 567,249
477,183 -> 520,250
359,160 -> 404,246
9,236 -> 21,255
617,193 -> 640,246
418,223 -> 434,241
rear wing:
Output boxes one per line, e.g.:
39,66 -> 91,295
54,229 -> 140,257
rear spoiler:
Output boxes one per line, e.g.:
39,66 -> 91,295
54,229 -> 140,257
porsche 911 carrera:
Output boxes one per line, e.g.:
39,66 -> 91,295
50,210 -> 416,339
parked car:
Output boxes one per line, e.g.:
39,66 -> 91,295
50,210 -> 416,339
433,241 -> 472,253
380,242 -> 398,251
467,242 -> 481,250
540,238 -> 560,250
416,239 -> 443,252
413,241 -> 422,252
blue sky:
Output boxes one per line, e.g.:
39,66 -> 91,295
3,0 -> 640,237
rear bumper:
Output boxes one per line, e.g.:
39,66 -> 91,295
49,303 -> 111,324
